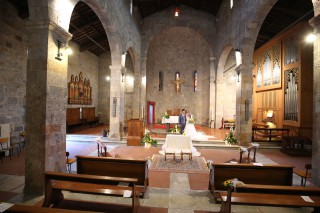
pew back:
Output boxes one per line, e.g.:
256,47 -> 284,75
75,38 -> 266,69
43,171 -> 140,212
210,163 -> 293,191
76,155 -> 148,189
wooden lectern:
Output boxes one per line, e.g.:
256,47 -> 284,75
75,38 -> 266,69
127,119 -> 144,146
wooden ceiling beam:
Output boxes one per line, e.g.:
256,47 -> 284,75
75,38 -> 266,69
71,23 -> 108,52
79,37 -> 109,53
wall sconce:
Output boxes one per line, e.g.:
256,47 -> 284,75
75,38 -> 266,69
236,69 -> 240,82
235,49 -> 242,66
305,33 -> 316,43
121,72 -> 125,82
55,40 -> 72,61
105,76 -> 110,81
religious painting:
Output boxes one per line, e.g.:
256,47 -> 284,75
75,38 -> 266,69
68,72 -> 92,105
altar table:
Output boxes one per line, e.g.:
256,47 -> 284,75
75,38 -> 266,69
163,134 -> 192,162
162,116 -> 179,131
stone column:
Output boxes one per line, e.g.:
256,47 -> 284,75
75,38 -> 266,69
140,57 -> 147,120
109,65 -> 123,140
209,57 -> 216,128
132,57 -> 141,118
234,64 -> 254,146
24,20 -> 71,194
309,11 -> 320,185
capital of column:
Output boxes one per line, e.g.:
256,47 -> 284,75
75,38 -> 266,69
309,15 -> 320,31
26,19 -> 72,42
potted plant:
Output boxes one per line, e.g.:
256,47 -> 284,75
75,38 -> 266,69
224,127 -> 238,145
141,129 -> 157,148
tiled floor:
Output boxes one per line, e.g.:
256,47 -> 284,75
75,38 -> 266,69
0,126 -> 314,212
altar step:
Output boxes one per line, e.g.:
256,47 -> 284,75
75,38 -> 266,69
66,135 -> 282,150
154,138 -> 282,149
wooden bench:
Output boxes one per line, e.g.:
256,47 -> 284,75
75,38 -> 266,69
239,145 -> 258,163
218,189 -> 320,213
5,204 -> 98,212
76,155 -> 148,196
66,108 -> 85,131
209,163 -> 294,192
82,107 -> 99,125
96,139 -> 107,157
236,183 -> 320,195
42,171 -> 140,213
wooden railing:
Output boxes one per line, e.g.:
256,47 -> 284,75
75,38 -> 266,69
252,128 -> 289,142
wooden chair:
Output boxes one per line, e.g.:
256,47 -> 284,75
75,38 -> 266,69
0,137 -> 15,161
66,152 -> 76,173
294,163 -> 312,186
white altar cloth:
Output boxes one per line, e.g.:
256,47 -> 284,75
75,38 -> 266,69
162,116 -> 179,124
159,134 -> 201,156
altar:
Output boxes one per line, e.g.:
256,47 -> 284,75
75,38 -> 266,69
159,134 -> 201,161
162,116 -> 179,131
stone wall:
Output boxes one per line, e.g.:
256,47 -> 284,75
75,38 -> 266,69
215,50 -> 237,128
146,27 -> 210,124
67,42 -> 99,115
98,52 -> 112,124
0,1 -> 27,134
141,5 -> 215,124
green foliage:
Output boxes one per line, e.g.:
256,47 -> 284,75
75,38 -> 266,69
224,128 -> 238,145
141,129 -> 157,145
169,125 -> 180,133
163,112 -> 170,119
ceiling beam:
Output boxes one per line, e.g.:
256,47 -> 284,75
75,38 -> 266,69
71,23 -> 108,52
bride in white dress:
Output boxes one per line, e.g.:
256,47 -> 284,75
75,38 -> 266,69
184,113 -> 208,141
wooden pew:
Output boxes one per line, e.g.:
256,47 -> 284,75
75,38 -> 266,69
76,155 -> 148,196
42,171 -> 140,213
96,140 -> 107,157
236,184 -> 320,195
82,107 -> 99,125
5,204 -> 97,212
66,108 -> 85,131
209,163 -> 294,192
239,145 -> 258,163
218,189 -> 320,213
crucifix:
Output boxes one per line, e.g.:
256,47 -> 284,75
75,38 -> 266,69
171,74 -> 185,94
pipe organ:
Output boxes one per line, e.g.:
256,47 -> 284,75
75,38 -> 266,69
253,22 -> 313,138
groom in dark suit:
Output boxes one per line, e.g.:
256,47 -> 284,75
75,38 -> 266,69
179,109 -> 187,134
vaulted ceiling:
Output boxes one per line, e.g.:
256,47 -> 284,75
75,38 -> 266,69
6,0 -> 314,56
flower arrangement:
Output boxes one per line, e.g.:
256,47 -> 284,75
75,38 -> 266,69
188,117 -> 195,123
223,179 -> 234,188
141,128 -> 157,146
169,125 -> 180,133
224,127 -> 238,145
223,178 -> 244,190
163,112 -> 170,119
